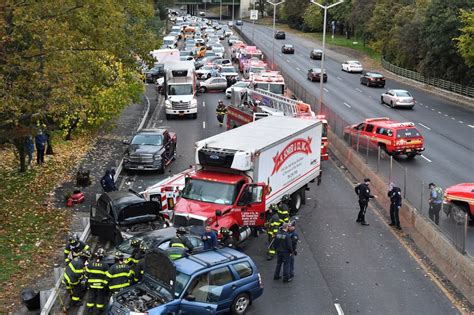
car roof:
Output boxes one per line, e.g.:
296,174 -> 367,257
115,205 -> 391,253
284,44 -> 293,47
175,247 -> 249,274
312,49 -> 322,52
361,118 -> 418,129
390,89 -> 410,94
365,71 -> 383,76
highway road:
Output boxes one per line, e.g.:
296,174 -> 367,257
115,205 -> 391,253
238,23 -> 474,192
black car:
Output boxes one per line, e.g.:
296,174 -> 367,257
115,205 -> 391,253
274,30 -> 286,39
360,71 -> 386,87
235,20 -> 243,26
310,49 -> 323,60
123,129 -> 177,173
90,191 -> 166,244
281,44 -> 295,54
307,68 -> 327,82
144,65 -> 165,83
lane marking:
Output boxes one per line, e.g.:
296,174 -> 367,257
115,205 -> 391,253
468,124 -> 474,128
337,76 -> 342,81
343,102 -> 351,108
286,59 -> 290,63
420,154 -> 432,163
296,67 -> 301,71
444,114 -> 448,117
459,121 -> 463,124
418,123 -> 431,130
202,121 -> 206,129
323,87 -> 329,92
431,108 -> 435,111
335,303 -> 344,315
451,117 -> 455,120
438,111 -> 442,114
355,88 -> 362,93
425,105 -> 429,108
419,102 -> 423,105
203,101 -> 206,107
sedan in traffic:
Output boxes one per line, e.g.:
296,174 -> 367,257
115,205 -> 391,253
274,30 -> 286,39
198,77 -> 228,92
307,68 -> 327,82
381,89 -> 415,109
281,44 -> 295,54
360,71 -> 385,88
310,49 -> 323,60
341,60 -> 363,73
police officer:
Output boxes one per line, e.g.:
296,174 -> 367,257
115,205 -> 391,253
106,252 -> 134,294
63,250 -> 90,307
428,182 -> 443,225
167,227 -> 194,260
266,206 -> 281,260
288,221 -> 299,279
273,223 -> 294,283
85,248 -> 108,313
355,178 -> 377,226
388,182 -> 402,230
64,234 -> 90,263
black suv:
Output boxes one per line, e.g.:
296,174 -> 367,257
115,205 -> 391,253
123,129 -> 177,173
274,31 -> 286,39
144,65 -> 165,83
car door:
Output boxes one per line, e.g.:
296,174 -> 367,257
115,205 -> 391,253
180,272 -> 218,314
90,197 -> 123,244
234,183 -> 267,227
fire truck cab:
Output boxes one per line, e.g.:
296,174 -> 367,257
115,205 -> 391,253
251,71 -> 285,95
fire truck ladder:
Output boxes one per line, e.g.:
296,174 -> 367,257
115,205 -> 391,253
253,88 -> 307,117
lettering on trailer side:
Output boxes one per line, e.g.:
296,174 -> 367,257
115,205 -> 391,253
271,137 -> 313,175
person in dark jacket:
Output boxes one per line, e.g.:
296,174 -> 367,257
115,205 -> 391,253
266,206 -> 281,260
64,234 -> 90,263
388,183 -> 402,230
273,223 -> 293,283
35,131 -> 48,164
100,169 -> 117,192
288,221 -> 299,279
106,252 -> 134,294
85,248 -> 108,313
201,224 -> 218,250
219,227 -> 236,249
25,136 -> 35,166
63,250 -> 90,307
355,178 -> 377,226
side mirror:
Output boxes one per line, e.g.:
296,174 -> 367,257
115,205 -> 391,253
215,210 -> 222,217
185,294 -> 196,301
122,139 -> 130,145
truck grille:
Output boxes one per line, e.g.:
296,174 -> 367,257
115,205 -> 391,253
129,154 -> 154,163
172,101 -> 190,110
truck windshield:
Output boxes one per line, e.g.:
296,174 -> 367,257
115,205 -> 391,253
270,84 -> 284,95
164,40 -> 174,46
322,123 -> 328,137
181,179 -> 238,205
168,84 -> 193,95
131,134 -> 163,146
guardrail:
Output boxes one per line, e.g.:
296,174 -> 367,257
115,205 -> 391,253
40,95 -> 151,314
381,58 -> 474,98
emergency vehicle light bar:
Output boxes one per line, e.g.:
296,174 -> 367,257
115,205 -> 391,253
365,117 -> 390,122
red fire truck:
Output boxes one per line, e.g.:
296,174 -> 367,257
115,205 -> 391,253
227,88 -> 329,161
143,116 -> 323,243
250,71 -> 285,95
444,183 -> 474,221
238,46 -> 263,72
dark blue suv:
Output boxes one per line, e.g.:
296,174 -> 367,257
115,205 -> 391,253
109,248 -> 263,315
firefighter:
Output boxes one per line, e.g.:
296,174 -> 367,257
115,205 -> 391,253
167,227 -> 194,260
219,227 -> 236,249
106,252 -> 134,295
266,206 -> 281,260
216,100 -> 227,127
125,238 -> 142,266
133,243 -> 148,283
276,196 -> 291,225
64,234 -> 90,263
62,250 -> 90,307
85,248 -> 108,313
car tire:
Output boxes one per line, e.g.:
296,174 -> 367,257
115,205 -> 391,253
379,143 -> 389,155
360,79 -> 364,85
199,86 -> 207,93
207,74 -> 211,79
231,293 -> 251,315
192,113 -> 197,119
289,190 -> 303,214
406,153 -> 417,159
390,101 -> 394,108
409,106 -> 414,110
380,97 -> 385,104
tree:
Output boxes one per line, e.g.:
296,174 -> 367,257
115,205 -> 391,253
303,5 -> 323,32
280,0 -> 309,30
455,9 -> 474,68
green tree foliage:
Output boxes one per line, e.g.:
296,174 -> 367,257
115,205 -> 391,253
0,0 -> 162,171
420,0 -> 474,85
455,9 -> 474,68
280,0 -> 309,29
303,5 -> 323,32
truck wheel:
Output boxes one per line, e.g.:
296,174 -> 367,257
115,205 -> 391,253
166,114 -> 172,120
192,113 -> 197,119
300,187 -> 306,205
290,191 -> 302,214
231,293 -> 251,315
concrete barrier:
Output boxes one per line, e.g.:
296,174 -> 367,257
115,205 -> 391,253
328,130 -> 474,304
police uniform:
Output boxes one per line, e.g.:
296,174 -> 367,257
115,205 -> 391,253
273,227 -> 293,282
388,185 -> 402,229
355,181 -> 375,225
288,226 -> 299,279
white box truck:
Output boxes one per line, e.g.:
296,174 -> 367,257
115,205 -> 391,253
164,61 -> 197,119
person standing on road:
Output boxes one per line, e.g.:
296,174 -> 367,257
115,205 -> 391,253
100,169 -> 117,193
428,182 -> 443,225
64,234 -> 90,264
107,252 -> 134,294
276,196 -> 291,224
62,250 -> 90,307
388,183 -> 402,230
266,206 -> 281,260
201,224 -> 218,250
288,221 -> 299,279
273,223 -> 294,283
355,178 -> 377,226
85,248 -> 108,313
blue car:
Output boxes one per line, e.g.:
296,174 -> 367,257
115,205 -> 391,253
109,248 -> 263,315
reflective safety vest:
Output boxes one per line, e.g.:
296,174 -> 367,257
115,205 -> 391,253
277,206 -> 290,224
62,257 -> 86,287
86,260 -> 108,289
267,213 -> 281,237
166,247 -> 187,260
106,263 -> 133,291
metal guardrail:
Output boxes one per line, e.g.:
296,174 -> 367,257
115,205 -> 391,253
381,58 -> 474,98
40,95 -> 151,314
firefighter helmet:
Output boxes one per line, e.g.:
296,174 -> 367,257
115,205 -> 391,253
115,251 -> 124,260
177,227 -> 187,235
94,248 -> 105,259
130,238 -> 141,248
68,234 -> 79,246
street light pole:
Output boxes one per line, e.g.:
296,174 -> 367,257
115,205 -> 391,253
220,0 -> 222,22
232,0 -> 235,25
266,0 -> 285,70
310,0 -> 344,112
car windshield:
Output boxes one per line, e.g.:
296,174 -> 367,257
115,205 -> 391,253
164,40 -> 174,46
116,236 -> 154,255
250,67 -> 265,73
181,179 -> 238,205
396,128 -> 420,139
221,67 -> 236,73
131,134 -> 163,146
395,91 -> 412,97
369,73 -> 384,78
175,271 -> 191,297
349,61 -> 361,65
168,84 -> 193,95
269,83 -> 284,95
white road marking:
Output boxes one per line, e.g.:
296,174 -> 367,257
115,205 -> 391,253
431,108 -> 435,111
451,117 -> 455,120
418,123 -> 431,130
355,88 -> 362,93
419,103 -> 423,105
323,87 -> 329,92
344,102 -> 351,108
296,67 -> 301,71
202,121 -> 206,129
286,59 -> 290,63
459,121 -> 463,124
420,155 -> 432,163
335,303 -> 344,315
468,124 -> 474,128
444,114 -> 448,117
337,76 -> 342,81
438,111 -> 442,114
203,101 -> 205,107
425,105 -> 429,108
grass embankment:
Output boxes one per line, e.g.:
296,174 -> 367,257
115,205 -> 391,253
0,133 -> 94,312
248,17 -> 380,61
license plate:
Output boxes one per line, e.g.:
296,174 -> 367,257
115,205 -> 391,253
137,165 -> 144,170
406,149 -> 412,152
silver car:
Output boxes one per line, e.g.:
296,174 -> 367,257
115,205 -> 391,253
198,77 -> 228,93
381,89 -> 415,109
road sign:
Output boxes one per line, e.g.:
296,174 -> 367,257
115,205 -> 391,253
250,10 -> 258,20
